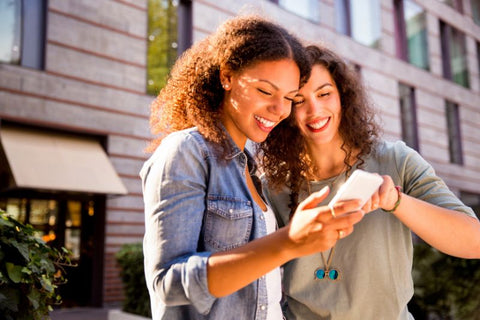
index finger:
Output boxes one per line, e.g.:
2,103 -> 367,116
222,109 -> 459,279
331,198 -> 363,217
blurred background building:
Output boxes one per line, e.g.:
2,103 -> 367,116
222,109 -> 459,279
0,0 -> 479,309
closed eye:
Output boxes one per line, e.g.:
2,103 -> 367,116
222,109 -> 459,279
258,88 -> 272,96
293,99 -> 305,106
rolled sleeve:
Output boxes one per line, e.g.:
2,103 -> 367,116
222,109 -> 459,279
141,131 -> 217,315
183,252 -> 216,313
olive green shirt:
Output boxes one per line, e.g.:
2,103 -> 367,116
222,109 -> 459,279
263,140 -> 477,320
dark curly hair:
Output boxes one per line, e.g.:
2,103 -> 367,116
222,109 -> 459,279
146,15 -> 310,154
259,44 -> 380,215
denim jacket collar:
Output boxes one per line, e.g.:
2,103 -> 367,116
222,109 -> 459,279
220,124 -> 258,176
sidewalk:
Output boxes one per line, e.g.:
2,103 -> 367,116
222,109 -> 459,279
50,307 -> 109,320
50,307 -> 150,320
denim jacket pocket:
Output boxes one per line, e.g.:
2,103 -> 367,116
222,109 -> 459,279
204,196 -> 253,251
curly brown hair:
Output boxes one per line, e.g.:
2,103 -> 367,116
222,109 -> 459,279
146,15 -> 310,154
259,44 -> 380,215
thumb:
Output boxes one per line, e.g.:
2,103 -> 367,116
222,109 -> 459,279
298,186 -> 330,210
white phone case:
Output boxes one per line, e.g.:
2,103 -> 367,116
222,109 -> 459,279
328,169 -> 383,210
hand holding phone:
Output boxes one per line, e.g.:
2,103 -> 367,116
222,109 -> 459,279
328,169 -> 383,211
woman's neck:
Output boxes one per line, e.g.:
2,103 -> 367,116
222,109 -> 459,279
306,139 -> 356,181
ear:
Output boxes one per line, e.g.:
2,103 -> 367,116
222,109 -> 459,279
220,67 -> 233,91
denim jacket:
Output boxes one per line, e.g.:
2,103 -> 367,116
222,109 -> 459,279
141,127 -> 273,320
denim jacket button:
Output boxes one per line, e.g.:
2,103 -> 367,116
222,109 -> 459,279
229,208 -> 233,213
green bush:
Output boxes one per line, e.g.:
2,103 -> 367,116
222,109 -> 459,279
0,210 -> 73,320
116,243 -> 151,318
410,242 -> 480,320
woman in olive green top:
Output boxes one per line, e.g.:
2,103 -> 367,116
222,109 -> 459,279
259,44 -> 480,320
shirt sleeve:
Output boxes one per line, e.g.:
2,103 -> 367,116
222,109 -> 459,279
392,141 -> 477,218
141,132 -> 217,314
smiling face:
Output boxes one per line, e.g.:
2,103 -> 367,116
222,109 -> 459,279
293,64 -> 343,148
220,59 -> 300,148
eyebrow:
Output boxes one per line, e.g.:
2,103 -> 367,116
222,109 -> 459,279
258,79 -> 299,94
314,83 -> 333,92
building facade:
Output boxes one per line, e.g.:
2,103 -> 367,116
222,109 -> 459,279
0,0 -> 478,308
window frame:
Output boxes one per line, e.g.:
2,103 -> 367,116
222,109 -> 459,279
445,100 -> 464,165
398,83 -> 420,151
0,0 -> 47,69
394,0 -> 430,70
335,0 -> 382,48
439,20 -> 470,88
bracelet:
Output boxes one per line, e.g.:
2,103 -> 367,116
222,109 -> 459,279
385,186 -> 402,213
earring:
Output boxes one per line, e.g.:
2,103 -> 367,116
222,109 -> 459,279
223,83 -> 230,90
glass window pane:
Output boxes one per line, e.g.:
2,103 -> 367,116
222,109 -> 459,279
65,228 -> 81,260
147,0 -> 179,96
404,0 -> 429,70
399,83 -> 419,151
30,199 -> 58,226
445,101 -> 463,165
67,201 -> 82,227
441,22 -> 469,88
1,198 -> 27,222
21,0 -> 47,69
350,0 -> 381,48
335,0 -> 349,35
279,0 -> 320,22
449,28 -> 469,87
0,0 -> 21,64
472,0 -> 480,25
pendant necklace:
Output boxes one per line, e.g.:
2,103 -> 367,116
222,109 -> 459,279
306,169 -> 346,282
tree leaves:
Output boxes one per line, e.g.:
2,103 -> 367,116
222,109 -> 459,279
0,210 -> 74,319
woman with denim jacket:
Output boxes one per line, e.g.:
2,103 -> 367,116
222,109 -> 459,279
141,16 -> 366,320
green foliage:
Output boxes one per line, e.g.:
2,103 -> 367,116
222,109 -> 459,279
147,0 -> 178,95
0,210 -> 74,320
116,243 -> 151,318
410,242 -> 480,320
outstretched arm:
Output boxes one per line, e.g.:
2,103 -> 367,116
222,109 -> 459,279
373,175 -> 480,259
207,187 -> 364,297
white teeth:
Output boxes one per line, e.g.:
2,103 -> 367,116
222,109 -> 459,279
308,118 -> 329,129
255,115 -> 275,128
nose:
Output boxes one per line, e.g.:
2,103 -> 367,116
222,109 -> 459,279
268,96 -> 292,119
305,99 -> 321,115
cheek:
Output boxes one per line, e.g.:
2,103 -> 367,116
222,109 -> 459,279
294,109 -> 306,124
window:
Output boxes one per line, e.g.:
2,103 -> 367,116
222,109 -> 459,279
399,83 -> 419,151
445,101 -> 463,165
437,0 -> 463,12
472,0 -> 480,25
0,0 -> 47,69
147,0 -> 192,96
335,0 -> 382,48
270,0 -> 320,22
440,21 -> 469,88
394,0 -> 429,70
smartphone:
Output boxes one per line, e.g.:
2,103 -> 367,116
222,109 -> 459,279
328,169 -> 383,210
